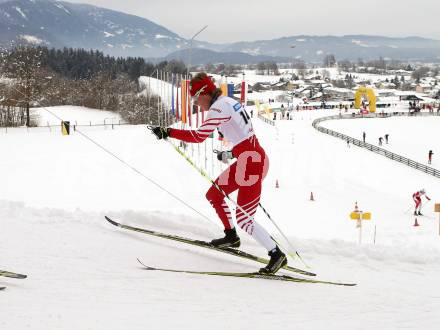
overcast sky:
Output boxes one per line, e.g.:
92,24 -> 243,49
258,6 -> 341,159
66,0 -> 440,43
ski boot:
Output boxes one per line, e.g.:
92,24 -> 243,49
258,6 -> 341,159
210,228 -> 240,248
418,211 -> 423,216
414,211 -> 418,216
259,246 -> 287,274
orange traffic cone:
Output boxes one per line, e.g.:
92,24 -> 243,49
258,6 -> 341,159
275,179 -> 279,188
413,218 -> 420,227
310,192 -> 314,201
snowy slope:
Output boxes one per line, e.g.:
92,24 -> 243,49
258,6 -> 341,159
1,106 -> 440,329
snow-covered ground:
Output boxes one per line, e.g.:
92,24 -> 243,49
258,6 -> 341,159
1,105 -> 440,329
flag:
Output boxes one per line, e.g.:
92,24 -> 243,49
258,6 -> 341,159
227,83 -> 234,97
186,80 -> 192,127
175,79 -> 180,121
240,81 -> 247,105
196,104 -> 199,128
220,83 -> 228,96
181,80 -> 187,123
171,74 -> 175,116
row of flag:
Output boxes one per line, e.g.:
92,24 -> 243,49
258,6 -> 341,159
168,74 -> 247,128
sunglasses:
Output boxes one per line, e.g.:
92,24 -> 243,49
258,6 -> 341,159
191,85 -> 207,103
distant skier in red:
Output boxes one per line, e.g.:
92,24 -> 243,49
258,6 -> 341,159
150,72 -> 287,274
413,189 -> 431,216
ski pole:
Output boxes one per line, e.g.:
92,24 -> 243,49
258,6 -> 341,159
159,134 -> 308,268
13,96 -> 215,226
420,199 -> 432,212
8,84 -> 216,227
404,203 -> 414,214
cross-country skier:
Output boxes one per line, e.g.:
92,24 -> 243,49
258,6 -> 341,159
150,72 -> 287,274
412,189 -> 431,216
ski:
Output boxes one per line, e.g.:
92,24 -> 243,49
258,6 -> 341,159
0,287 -> 5,290
137,259 -> 356,286
105,216 -> 315,277
0,270 -> 27,279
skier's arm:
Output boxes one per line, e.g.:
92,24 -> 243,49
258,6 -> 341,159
169,110 -> 231,143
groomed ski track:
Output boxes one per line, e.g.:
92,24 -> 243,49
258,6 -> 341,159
1,106 -> 440,329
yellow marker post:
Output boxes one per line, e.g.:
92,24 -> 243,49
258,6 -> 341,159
350,206 -> 371,244
434,204 -> 440,236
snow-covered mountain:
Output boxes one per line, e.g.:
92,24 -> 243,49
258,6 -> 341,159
223,35 -> 440,62
1,0 -> 440,62
0,0 -> 192,57
162,48 -> 289,65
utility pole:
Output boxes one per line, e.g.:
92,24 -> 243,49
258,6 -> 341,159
188,25 -> 208,77
290,45 -> 296,78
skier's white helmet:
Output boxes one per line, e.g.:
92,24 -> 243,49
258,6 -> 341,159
420,189 -> 425,194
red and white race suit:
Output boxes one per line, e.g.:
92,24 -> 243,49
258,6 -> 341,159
412,191 -> 430,211
169,96 -> 275,251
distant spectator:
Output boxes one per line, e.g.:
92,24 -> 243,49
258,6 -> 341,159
362,131 -> 366,143
379,137 -> 383,146
428,150 -> 434,164
385,134 -> 389,144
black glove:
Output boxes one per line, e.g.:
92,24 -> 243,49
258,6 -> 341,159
216,151 -> 233,163
151,126 -> 170,140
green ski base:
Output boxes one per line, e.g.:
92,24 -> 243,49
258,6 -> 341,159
137,259 -> 356,286
105,216 -> 315,277
0,270 -> 27,279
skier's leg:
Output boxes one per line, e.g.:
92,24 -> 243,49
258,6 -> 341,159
232,147 -> 272,248
415,198 -> 422,214
418,198 -> 423,215
234,151 -> 286,274
206,163 -> 241,248
236,185 -> 286,274
236,184 -> 275,251
205,162 -> 239,230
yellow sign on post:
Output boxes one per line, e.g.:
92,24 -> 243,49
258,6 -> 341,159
434,203 -> 440,236
61,121 -> 70,136
350,212 -> 371,220
349,204 -> 372,244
